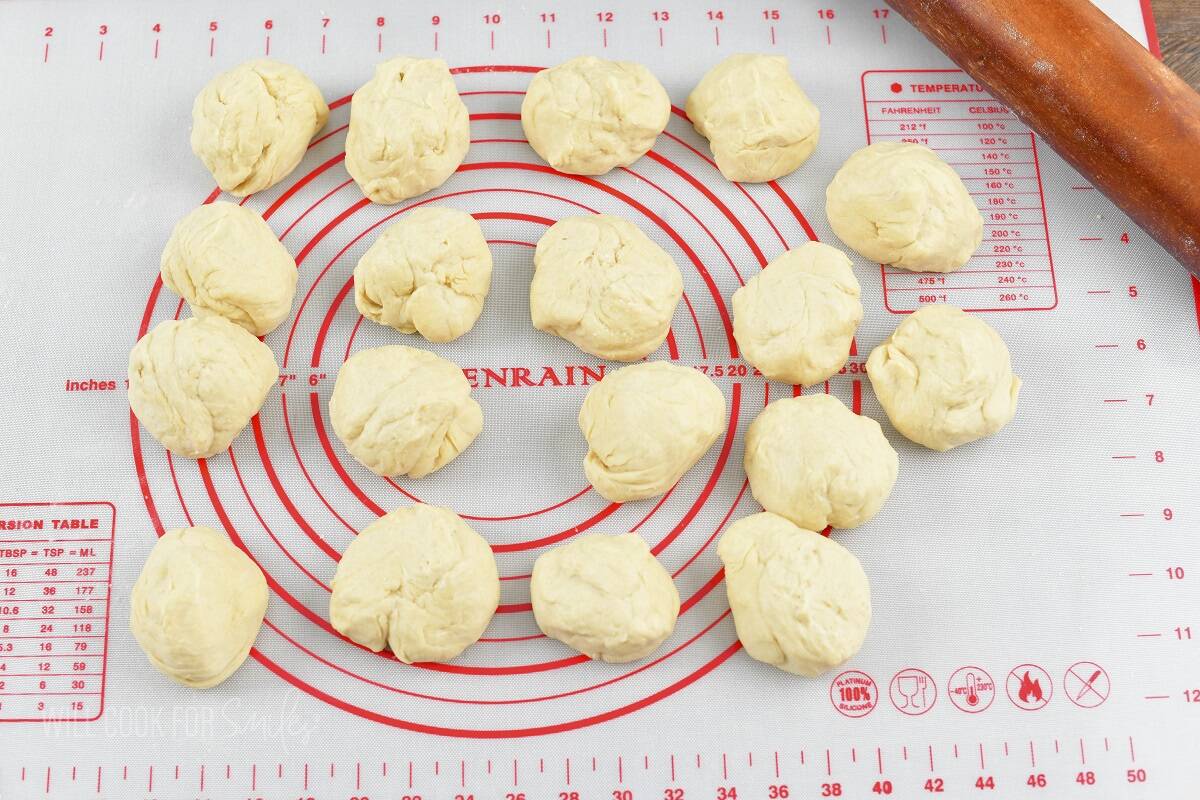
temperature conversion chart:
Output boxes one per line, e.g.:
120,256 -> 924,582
1,0 -> 1198,798
861,71 -> 1058,313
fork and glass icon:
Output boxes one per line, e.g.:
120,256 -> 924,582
895,672 -> 929,710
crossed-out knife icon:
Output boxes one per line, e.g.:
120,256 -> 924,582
1075,669 -> 1104,701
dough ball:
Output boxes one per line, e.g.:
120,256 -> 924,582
521,56 -> 670,175
161,201 -> 298,336
867,305 -> 1021,451
130,526 -> 268,688
330,504 -> 499,663
345,57 -> 469,204
744,394 -> 898,530
718,512 -> 870,676
579,362 -> 726,502
128,316 -> 279,459
190,59 -> 328,197
531,215 -> 683,361
329,345 -> 481,478
826,142 -> 983,272
685,54 -> 820,183
732,242 -> 862,386
531,533 -> 680,662
354,207 -> 492,342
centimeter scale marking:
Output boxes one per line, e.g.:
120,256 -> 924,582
12,736 -> 1149,799
30,6 -> 899,65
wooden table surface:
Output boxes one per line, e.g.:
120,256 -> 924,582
1151,0 -> 1200,89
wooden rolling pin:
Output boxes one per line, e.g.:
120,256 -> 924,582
885,0 -> 1200,278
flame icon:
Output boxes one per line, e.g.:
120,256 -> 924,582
1017,671 -> 1043,703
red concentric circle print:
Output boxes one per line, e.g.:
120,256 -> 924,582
131,66 -> 846,738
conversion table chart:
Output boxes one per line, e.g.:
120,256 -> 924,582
0,502 -> 115,722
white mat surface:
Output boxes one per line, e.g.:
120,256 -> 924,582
0,1 -> 1197,796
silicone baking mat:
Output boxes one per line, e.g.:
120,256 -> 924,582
1,0 -> 1197,797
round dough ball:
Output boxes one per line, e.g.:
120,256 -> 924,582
345,57 -> 469,204
128,316 -> 279,459
329,345 -> 481,478
130,526 -> 268,688
718,512 -> 870,676
161,201 -> 298,336
867,305 -> 1021,451
579,362 -> 726,502
521,56 -> 670,175
330,504 -> 499,663
190,59 -> 329,197
685,54 -> 820,183
745,394 -> 898,530
732,242 -> 862,386
531,533 -> 680,662
826,142 -> 983,272
354,207 -> 492,342
531,215 -> 683,361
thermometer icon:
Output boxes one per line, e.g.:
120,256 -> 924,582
966,673 -> 980,706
